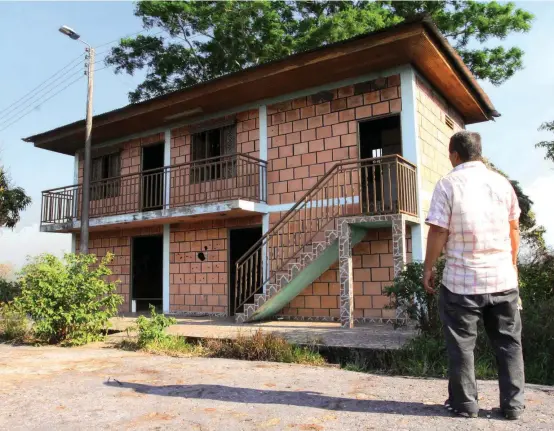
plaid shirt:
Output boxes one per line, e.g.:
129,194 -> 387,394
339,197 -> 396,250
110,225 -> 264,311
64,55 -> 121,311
426,161 -> 520,295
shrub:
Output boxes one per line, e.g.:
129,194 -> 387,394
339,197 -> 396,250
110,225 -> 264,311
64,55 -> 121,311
0,302 -> 28,341
16,253 -> 122,346
135,305 -> 176,348
0,277 -> 20,304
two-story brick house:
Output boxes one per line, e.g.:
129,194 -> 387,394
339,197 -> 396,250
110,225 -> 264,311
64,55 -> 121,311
24,17 -> 497,328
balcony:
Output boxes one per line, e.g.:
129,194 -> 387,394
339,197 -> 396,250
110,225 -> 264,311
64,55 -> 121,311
40,154 -> 268,232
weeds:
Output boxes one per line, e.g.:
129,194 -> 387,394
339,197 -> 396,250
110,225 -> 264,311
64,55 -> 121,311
0,302 -> 29,342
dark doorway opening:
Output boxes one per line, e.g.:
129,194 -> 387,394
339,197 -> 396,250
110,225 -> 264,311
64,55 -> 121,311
132,235 -> 163,312
358,115 -> 401,213
141,143 -> 165,211
229,226 -> 263,316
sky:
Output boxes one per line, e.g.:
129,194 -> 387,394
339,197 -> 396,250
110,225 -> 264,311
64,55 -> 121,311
0,1 -> 553,270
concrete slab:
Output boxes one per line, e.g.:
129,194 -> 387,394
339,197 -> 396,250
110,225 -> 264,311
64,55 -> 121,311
110,316 -> 416,350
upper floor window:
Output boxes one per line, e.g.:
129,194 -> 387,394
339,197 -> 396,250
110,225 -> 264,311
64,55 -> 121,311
191,124 -> 236,183
91,152 -> 120,200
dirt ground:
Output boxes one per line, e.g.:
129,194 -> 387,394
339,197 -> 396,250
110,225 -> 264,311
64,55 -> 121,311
1,344 -> 553,431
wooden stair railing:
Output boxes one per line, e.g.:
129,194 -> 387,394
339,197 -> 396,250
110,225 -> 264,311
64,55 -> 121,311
234,155 -> 417,312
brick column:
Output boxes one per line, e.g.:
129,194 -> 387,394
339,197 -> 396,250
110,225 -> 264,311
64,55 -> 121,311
338,219 -> 354,328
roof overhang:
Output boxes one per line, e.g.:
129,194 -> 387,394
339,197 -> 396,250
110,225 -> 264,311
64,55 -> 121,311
23,16 -> 498,155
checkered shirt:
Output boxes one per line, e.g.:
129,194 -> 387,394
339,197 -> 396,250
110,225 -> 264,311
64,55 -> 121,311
426,161 -> 520,295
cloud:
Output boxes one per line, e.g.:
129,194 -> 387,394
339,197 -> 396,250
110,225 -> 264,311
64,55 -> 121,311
524,173 -> 554,246
0,224 -> 71,269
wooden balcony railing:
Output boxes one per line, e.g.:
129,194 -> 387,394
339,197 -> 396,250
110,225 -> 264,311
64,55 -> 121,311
234,155 -> 417,312
41,153 -> 267,225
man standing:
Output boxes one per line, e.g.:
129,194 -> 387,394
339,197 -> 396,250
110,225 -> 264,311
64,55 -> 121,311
423,131 -> 524,420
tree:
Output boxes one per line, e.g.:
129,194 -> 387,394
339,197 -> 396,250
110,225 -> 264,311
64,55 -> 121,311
106,1 -> 534,103
0,165 -> 31,228
536,121 -> 554,163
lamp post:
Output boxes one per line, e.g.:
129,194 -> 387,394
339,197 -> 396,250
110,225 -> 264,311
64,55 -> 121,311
59,25 -> 94,254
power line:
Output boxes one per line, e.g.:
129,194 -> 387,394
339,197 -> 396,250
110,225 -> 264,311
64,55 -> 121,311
0,75 -> 85,132
0,52 -> 85,116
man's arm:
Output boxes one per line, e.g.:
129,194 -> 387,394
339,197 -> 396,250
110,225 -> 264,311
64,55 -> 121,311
423,225 -> 449,294
510,219 -> 520,266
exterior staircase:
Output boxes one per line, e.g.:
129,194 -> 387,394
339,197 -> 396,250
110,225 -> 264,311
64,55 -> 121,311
233,155 -> 417,323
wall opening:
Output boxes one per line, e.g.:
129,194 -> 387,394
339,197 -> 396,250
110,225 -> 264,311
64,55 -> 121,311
228,226 -> 263,316
358,115 -> 401,213
132,235 -> 163,312
141,142 -> 165,210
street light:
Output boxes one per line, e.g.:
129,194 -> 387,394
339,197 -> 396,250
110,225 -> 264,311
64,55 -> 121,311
59,25 -> 95,254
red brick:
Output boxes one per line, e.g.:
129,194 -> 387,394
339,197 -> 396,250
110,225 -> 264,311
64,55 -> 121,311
388,74 -> 400,87
279,168 -> 294,181
294,166 -> 310,179
349,121 -> 358,133
286,109 -> 300,122
272,135 -> 286,147
362,254 -> 380,267
287,155 -> 302,168
321,296 -> 337,309
268,125 -> 279,137
310,164 -> 325,177
301,105 -> 315,119
373,101 -> 390,116
288,179 -> 303,192
278,145 -> 293,158
324,136 -> 341,150
272,157 -> 286,170
320,270 -> 337,282
309,139 -> 324,152
381,86 -> 398,101
371,268 -> 390,282
317,150 -> 333,163
313,283 -> 329,295
305,296 -> 321,309
364,282 -> 382,295
371,240 -> 389,254
323,112 -> 339,126
341,133 -> 357,147
331,98 -> 347,112
373,295 -> 391,309
355,296 -> 372,309
356,105 -> 372,119
300,129 -> 316,142
390,98 -> 401,113
347,95 -> 364,108
286,132 -> 301,145
380,254 -> 393,267
333,147 -> 349,160
293,119 -> 307,132
339,109 -> 355,122
354,268 -> 371,281
308,116 -> 323,129
332,122 -> 348,136
316,126 -> 332,139
278,122 -> 293,135
301,153 -> 317,165
315,102 -> 331,115
274,181 -> 288,194
303,177 -> 318,189
364,91 -> 380,105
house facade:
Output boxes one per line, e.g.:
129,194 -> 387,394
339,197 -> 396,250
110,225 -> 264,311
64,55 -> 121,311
25,18 -> 497,328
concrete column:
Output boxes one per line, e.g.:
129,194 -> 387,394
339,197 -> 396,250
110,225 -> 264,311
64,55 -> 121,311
338,219 -> 354,328
164,129 -> 171,208
261,213 -> 270,294
163,224 -> 170,314
258,105 -> 267,202
392,215 -> 407,277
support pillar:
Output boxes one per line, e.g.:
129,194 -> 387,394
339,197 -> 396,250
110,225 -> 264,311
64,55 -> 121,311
392,215 -> 407,277
338,220 -> 354,328
162,224 -> 170,314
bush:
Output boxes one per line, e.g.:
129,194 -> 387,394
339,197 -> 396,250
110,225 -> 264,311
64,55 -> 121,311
16,253 -> 122,346
0,302 -> 28,341
0,278 -> 20,304
135,305 -> 176,348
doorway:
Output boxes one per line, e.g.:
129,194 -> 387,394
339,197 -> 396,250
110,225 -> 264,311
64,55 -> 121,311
358,115 -> 401,213
141,143 -> 165,210
132,235 -> 163,312
229,226 -> 263,316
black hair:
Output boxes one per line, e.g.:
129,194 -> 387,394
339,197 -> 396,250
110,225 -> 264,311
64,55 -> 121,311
449,131 -> 482,162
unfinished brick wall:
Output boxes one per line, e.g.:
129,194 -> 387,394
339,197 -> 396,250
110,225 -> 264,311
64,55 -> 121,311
266,74 -> 402,205
169,215 -> 262,315
280,227 -> 412,320
416,76 -> 464,221
83,225 -> 164,312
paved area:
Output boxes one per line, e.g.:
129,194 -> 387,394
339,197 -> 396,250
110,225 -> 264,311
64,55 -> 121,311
1,345 -> 553,430
111,316 -> 415,349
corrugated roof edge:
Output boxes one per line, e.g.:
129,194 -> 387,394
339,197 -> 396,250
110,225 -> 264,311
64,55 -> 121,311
23,14 -> 498,143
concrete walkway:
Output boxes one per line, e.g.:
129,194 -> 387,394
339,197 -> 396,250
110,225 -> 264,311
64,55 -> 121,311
110,316 -> 416,349
1,345 -> 553,430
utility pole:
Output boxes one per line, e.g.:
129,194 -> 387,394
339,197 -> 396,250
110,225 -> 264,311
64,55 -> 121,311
59,25 -> 94,254
80,46 -> 94,254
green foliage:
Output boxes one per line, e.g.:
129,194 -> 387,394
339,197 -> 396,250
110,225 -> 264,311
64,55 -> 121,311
16,253 -> 123,346
135,305 -> 176,348
536,121 -> 554,164
0,277 -> 20,304
0,166 -> 31,228
106,1 -> 534,102
385,260 -> 444,334
0,302 -> 29,342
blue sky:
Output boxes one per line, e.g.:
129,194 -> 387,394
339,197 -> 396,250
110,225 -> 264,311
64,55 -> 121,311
0,1 -> 553,268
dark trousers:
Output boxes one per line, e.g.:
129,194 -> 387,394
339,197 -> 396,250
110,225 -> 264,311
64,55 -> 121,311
439,285 -> 525,414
